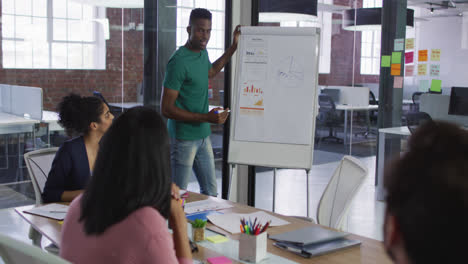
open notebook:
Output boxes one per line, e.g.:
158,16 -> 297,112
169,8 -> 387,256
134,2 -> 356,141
23,203 -> 69,221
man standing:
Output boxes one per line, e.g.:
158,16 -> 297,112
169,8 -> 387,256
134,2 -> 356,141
161,8 -> 240,196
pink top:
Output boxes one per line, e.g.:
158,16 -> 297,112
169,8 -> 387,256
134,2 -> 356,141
60,195 -> 192,264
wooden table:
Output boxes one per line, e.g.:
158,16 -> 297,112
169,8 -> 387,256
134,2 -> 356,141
15,192 -> 392,264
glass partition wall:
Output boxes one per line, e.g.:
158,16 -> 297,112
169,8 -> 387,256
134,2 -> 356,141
0,0 -> 145,208
0,0 -> 228,208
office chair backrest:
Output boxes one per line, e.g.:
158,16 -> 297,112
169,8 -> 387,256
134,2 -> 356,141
23,148 -> 59,205
412,92 -> 423,104
406,111 -> 433,134
318,94 -> 336,110
316,156 -> 368,230
369,91 -> 377,105
321,88 -> 340,104
0,234 -> 70,264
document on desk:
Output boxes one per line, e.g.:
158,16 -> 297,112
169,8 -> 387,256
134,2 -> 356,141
23,203 -> 69,220
184,200 -> 233,214
207,211 -> 290,234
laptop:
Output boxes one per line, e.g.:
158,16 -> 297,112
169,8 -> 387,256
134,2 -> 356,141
269,226 -> 348,247
273,238 -> 361,258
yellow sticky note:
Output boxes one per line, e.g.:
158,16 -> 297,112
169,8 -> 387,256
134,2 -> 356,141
381,55 -> 391,67
58,221 -> 64,225
391,64 -> 401,76
431,49 -> 441,61
405,38 -> 414,50
206,235 -> 229,244
392,52 -> 402,64
418,64 -> 427,76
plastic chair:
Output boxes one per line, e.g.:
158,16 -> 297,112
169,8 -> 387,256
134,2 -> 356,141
23,148 -> 59,205
23,148 -> 59,251
0,234 -> 70,264
316,156 -> 368,230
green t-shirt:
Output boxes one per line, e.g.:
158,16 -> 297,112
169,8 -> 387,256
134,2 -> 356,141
163,46 -> 212,140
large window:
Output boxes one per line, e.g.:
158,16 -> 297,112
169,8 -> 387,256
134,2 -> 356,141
1,0 -> 106,69
360,0 -> 381,75
176,0 -> 225,62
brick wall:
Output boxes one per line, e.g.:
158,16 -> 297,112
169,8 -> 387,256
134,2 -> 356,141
0,8 -> 144,110
319,0 -> 379,86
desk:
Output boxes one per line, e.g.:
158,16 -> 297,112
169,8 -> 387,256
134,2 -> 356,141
0,112 -> 40,170
335,104 -> 379,145
15,192 -> 391,264
376,126 -> 410,201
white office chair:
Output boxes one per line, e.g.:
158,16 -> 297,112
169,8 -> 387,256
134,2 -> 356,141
0,234 -> 70,264
316,155 -> 368,230
23,148 -> 59,205
23,148 -> 59,252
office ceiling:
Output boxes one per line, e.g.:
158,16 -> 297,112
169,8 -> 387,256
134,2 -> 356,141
408,0 -> 468,19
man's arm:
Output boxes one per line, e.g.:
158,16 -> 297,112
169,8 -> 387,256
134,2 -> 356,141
161,87 -> 229,124
208,25 -> 241,78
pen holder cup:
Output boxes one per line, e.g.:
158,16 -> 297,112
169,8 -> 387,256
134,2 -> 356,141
238,232 -> 267,263
192,227 -> 205,242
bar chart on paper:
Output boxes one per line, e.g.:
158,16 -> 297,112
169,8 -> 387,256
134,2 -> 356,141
239,83 -> 264,116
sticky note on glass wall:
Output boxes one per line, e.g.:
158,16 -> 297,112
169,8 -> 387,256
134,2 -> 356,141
405,52 -> 414,64
431,49 -> 441,61
418,50 -> 428,61
394,38 -> 404,51
392,52 -> 402,64
405,65 -> 414,76
430,64 -> 440,77
418,64 -> 427,76
430,79 -> 442,92
394,76 -> 404,89
391,64 -> 401,76
381,55 -> 391,67
419,80 -> 430,92
405,38 -> 414,50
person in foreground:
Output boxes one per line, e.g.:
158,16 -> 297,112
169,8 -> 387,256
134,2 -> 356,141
60,107 -> 192,264
383,121 -> 468,264
42,94 -> 114,203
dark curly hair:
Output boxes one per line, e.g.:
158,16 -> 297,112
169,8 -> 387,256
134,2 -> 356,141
384,121 -> 468,263
57,94 -> 104,136
189,8 -> 212,25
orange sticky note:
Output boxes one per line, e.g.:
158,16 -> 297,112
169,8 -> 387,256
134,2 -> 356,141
391,64 -> 401,76
418,50 -> 428,62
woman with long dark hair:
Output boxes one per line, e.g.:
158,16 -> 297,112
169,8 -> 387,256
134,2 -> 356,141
42,94 -> 114,203
60,107 -> 192,263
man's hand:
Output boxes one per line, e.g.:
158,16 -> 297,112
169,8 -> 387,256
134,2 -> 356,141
206,107 -> 230,124
232,25 -> 241,47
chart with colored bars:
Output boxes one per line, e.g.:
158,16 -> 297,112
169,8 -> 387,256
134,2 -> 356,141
239,83 -> 264,116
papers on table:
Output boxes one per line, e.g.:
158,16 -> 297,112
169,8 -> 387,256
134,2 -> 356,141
179,189 -> 188,197
207,211 -> 290,234
184,199 -> 233,214
23,203 -> 69,220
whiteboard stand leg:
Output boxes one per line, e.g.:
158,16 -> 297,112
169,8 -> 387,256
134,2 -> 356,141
227,164 -> 235,200
306,169 -> 310,218
272,168 -> 277,213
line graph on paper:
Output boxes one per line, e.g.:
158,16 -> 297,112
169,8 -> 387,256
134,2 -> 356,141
275,56 -> 304,88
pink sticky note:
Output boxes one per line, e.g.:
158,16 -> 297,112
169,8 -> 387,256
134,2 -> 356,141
207,256 -> 232,264
405,52 -> 414,64
394,76 -> 404,89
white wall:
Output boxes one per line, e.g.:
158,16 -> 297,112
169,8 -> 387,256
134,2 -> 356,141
413,16 -> 468,93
